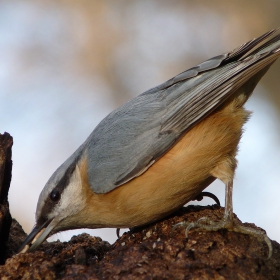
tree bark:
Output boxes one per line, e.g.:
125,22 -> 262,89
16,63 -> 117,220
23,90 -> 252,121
0,132 -> 13,264
1,206 -> 280,279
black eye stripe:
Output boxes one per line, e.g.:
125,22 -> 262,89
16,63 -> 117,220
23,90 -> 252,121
48,161 -> 77,203
39,159 -> 78,225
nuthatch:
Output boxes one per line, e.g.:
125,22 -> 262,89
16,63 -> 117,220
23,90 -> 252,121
19,28 -> 280,256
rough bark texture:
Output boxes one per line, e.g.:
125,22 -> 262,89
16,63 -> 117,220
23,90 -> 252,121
0,132 -> 13,264
1,206 -> 280,279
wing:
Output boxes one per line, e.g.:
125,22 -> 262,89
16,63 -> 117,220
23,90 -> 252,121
84,28 -> 280,194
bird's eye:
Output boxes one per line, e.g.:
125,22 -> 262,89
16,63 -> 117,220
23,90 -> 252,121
49,189 -> 61,202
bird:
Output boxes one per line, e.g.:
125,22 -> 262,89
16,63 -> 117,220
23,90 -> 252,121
19,28 -> 280,257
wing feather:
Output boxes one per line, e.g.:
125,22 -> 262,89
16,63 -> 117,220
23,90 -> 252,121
84,28 -> 280,193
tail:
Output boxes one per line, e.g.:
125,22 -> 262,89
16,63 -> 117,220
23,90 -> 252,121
224,28 -> 280,63
158,28 -> 280,132
147,28 -> 280,94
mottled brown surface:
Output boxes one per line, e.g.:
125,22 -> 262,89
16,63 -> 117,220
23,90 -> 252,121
0,132 -> 13,264
1,205 -> 280,279
5,219 -> 30,260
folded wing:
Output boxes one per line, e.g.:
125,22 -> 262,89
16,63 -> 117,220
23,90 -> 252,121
84,28 -> 280,194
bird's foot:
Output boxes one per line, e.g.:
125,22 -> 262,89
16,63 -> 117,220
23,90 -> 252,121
115,190 -> 221,239
172,215 -> 272,259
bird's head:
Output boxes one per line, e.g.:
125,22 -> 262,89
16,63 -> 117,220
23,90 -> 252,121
18,149 -> 90,253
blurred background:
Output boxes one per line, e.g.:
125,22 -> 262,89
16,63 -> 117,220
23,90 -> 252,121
1,0 -> 280,244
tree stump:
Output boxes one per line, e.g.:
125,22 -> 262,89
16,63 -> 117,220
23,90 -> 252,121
0,132 -> 13,264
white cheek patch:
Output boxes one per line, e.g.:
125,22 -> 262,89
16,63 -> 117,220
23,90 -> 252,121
50,165 -> 86,220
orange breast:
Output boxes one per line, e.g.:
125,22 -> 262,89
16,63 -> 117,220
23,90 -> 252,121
76,95 -> 250,229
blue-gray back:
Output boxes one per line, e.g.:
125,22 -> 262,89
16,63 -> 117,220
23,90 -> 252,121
78,29 -> 280,193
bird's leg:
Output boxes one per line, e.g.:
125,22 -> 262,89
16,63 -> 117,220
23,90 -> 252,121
173,179 -> 273,259
224,179 -> 234,227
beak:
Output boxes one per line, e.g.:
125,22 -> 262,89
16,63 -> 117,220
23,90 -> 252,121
18,218 -> 56,253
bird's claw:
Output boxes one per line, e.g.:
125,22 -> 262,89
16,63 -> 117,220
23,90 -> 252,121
172,216 -> 273,259
171,221 -> 187,235
192,192 -> 221,206
116,228 -> 120,238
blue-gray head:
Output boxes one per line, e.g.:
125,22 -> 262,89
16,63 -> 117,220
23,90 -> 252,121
19,146 -> 90,252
